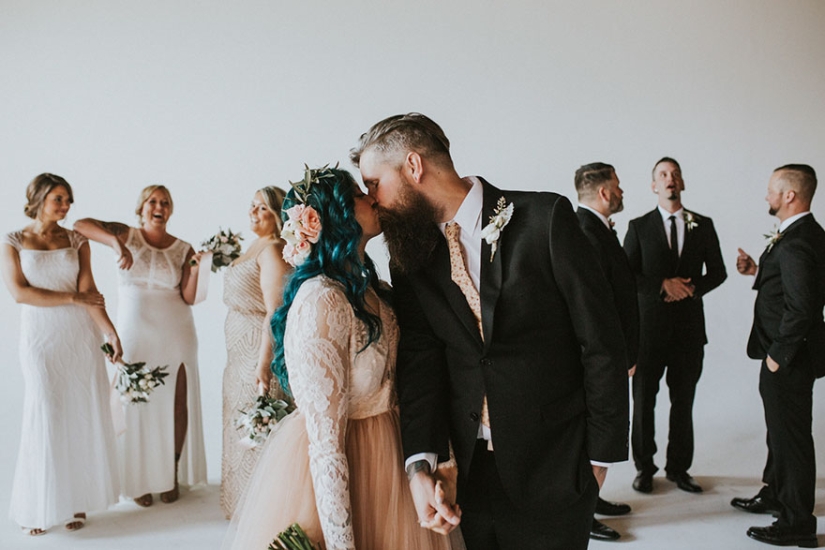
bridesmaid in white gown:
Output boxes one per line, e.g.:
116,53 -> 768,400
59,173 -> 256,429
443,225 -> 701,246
220,186 -> 290,518
0,173 -> 121,536
74,185 -> 207,507
223,167 -> 455,550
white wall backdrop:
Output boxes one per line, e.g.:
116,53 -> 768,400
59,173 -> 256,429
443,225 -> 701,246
1,0 -> 824,515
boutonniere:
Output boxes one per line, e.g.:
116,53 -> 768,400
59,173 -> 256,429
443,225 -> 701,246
763,226 -> 783,252
683,211 -> 700,232
481,196 -> 514,262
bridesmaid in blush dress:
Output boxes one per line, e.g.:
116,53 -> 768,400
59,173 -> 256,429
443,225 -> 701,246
0,174 -> 121,536
74,185 -> 207,507
221,185 -> 290,518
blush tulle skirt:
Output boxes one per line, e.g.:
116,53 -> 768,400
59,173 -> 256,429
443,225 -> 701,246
222,408 -> 458,550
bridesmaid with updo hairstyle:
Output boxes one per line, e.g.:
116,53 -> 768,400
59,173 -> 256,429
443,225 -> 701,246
220,185 -> 291,518
74,185 -> 207,508
1,173 -> 121,536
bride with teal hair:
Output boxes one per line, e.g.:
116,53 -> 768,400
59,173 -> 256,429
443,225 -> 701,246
223,166 -> 454,550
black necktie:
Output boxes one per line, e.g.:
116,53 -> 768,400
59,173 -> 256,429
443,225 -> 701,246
669,215 -> 679,272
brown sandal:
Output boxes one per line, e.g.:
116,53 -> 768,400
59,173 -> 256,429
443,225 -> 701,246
65,513 -> 86,531
160,454 -> 180,504
134,493 -> 154,507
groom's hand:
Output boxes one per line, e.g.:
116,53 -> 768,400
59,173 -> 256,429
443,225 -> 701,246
409,470 -> 461,535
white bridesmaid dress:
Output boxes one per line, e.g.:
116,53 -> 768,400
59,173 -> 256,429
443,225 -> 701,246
4,230 -> 119,530
116,228 -> 207,497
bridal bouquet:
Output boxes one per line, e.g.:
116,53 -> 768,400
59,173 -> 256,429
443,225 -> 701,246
236,394 -> 296,449
101,343 -> 170,404
197,228 -> 243,272
268,523 -> 321,550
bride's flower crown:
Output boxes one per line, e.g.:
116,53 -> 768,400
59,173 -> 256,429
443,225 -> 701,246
281,165 -> 334,267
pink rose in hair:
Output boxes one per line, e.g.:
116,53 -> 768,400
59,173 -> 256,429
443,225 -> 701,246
296,206 -> 321,244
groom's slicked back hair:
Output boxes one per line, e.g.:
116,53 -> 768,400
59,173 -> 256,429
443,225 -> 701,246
774,163 -> 817,203
350,113 -> 453,169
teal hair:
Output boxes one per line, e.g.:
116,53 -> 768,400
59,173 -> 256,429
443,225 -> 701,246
270,167 -> 385,397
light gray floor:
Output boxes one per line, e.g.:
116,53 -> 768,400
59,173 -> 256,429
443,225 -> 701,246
3,464 -> 825,550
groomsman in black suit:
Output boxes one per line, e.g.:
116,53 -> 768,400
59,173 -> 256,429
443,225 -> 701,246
351,113 -> 629,550
575,162 -> 638,542
624,157 -> 726,494
733,164 -> 825,548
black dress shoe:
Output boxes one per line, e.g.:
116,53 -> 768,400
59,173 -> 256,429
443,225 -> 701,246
590,518 -> 621,541
632,471 -> 653,493
731,495 -> 781,516
747,524 -> 817,548
595,497 -> 632,516
666,471 -> 703,493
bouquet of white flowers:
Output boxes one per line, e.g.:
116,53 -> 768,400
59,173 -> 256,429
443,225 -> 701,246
269,523 -> 321,550
236,394 -> 295,449
197,228 -> 243,272
102,343 -> 170,404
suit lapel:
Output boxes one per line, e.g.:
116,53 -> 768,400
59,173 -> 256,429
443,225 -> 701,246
649,209 -> 670,254
426,236 -> 484,347
479,180 -> 504,349
755,215 -> 813,288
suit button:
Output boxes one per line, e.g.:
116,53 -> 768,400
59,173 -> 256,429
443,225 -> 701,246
480,358 -> 492,367
470,412 -> 480,422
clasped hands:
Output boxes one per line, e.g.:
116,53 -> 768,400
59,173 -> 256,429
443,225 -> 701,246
409,466 -> 461,535
661,277 -> 694,302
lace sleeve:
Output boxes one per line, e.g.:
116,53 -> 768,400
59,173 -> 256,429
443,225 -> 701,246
1,231 -> 22,250
67,230 -> 88,250
284,280 -> 355,550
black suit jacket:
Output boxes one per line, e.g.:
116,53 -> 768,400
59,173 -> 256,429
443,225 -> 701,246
392,179 -> 629,509
577,208 -> 639,369
623,208 -> 726,352
747,214 -> 825,376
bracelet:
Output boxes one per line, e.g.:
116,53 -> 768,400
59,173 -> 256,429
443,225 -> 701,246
405,459 -> 431,481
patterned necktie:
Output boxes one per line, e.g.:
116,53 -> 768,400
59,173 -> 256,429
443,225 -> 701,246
669,215 -> 679,272
445,222 -> 491,432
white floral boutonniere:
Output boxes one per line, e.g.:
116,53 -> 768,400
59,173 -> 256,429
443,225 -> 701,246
764,226 -> 783,252
683,211 -> 700,232
481,197 -> 514,262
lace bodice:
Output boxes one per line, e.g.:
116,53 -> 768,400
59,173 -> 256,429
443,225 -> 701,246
3,230 -> 87,292
118,228 -> 190,290
283,276 -> 398,550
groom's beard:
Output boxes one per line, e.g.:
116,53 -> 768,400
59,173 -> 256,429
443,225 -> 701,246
378,181 -> 442,275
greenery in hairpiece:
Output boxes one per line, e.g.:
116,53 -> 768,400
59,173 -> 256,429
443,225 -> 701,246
289,163 -> 339,204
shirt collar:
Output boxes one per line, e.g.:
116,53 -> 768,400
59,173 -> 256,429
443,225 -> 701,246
780,211 -> 811,232
658,205 -> 684,222
441,176 -> 484,235
578,203 -> 612,230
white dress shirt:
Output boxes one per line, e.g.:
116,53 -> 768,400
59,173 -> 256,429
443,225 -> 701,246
658,205 -> 685,256
780,211 -> 811,232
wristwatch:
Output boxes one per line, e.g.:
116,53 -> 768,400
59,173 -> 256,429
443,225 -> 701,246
405,459 -> 431,481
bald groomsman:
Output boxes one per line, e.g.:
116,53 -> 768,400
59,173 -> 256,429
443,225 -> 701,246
733,164 -> 825,548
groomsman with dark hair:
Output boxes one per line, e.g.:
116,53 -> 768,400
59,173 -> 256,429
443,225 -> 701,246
733,164 -> 825,548
624,157 -> 726,494
575,162 -> 637,542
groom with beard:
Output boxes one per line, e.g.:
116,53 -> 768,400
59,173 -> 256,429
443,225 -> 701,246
350,113 -> 629,550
